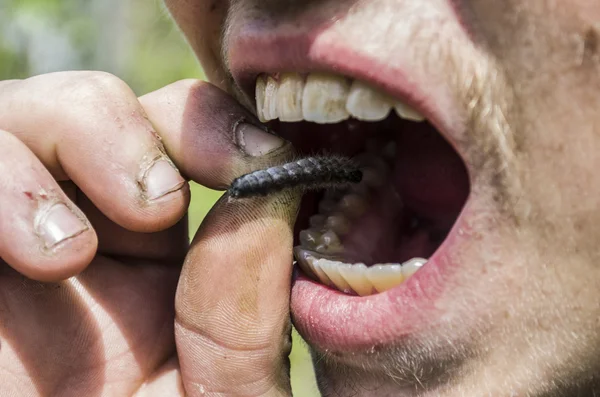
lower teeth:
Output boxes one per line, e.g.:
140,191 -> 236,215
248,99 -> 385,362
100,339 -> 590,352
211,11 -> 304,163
294,141 -> 429,297
295,247 -> 427,296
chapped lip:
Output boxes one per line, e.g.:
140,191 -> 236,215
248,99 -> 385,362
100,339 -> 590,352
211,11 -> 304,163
223,5 -> 482,353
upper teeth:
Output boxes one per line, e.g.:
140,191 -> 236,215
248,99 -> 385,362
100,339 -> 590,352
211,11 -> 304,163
256,73 -> 426,124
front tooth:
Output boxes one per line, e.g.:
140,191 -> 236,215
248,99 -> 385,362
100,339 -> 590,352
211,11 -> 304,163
394,102 -> 425,122
277,73 -> 305,122
263,76 -> 280,121
318,259 -> 352,293
346,80 -> 392,121
366,264 -> 405,293
402,258 -> 427,279
255,75 -> 267,122
302,73 -> 351,123
338,263 -> 374,296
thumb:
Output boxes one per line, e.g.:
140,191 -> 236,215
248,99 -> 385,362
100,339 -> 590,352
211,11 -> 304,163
175,189 -> 300,397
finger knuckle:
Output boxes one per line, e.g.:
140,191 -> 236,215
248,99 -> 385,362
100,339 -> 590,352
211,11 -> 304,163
66,71 -> 129,101
0,129 -> 26,155
78,70 -> 124,89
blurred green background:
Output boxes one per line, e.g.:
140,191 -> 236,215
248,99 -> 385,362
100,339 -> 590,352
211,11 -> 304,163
0,1 -> 320,395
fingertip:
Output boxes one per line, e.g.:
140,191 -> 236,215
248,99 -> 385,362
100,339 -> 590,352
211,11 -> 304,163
140,79 -> 296,190
135,179 -> 191,233
143,159 -> 187,201
86,157 -> 191,234
28,227 -> 99,282
6,203 -> 99,282
127,157 -> 191,233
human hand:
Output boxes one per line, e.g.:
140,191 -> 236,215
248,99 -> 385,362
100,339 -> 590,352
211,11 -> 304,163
0,73 -> 297,396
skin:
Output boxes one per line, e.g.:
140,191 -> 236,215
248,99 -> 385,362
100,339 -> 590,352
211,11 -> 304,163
1,1 -> 599,397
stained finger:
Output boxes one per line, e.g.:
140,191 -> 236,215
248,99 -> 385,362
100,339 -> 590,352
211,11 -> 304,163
139,79 -> 293,190
175,191 -> 300,397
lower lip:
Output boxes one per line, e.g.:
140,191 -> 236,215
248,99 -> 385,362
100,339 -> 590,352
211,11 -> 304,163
290,200 -> 475,353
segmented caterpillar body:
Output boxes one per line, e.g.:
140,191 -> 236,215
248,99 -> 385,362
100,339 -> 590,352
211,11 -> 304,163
229,156 -> 363,199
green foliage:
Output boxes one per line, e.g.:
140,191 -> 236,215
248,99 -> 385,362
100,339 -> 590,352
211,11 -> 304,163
0,44 -> 29,79
0,0 -> 203,92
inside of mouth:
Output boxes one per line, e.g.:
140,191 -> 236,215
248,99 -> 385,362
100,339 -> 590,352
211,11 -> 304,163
269,113 -> 470,296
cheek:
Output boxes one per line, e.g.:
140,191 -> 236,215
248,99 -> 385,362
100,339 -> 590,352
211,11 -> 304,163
464,0 -> 600,249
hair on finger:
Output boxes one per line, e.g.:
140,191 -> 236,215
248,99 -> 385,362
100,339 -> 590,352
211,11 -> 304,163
228,155 -> 363,199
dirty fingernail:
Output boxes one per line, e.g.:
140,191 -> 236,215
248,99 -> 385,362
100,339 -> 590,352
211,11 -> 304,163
37,204 -> 88,248
145,160 -> 186,200
236,123 -> 286,157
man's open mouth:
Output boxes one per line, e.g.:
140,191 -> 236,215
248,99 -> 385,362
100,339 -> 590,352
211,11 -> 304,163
222,3 -> 485,349
255,72 -> 470,298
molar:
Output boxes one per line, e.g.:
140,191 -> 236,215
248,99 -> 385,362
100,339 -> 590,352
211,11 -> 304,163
339,193 -> 368,218
299,229 -> 321,249
325,213 -> 351,235
316,230 -> 344,254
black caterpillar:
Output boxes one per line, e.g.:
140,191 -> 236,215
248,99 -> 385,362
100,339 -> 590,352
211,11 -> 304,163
228,156 -> 363,199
